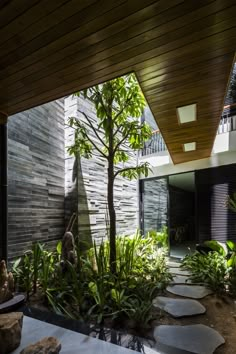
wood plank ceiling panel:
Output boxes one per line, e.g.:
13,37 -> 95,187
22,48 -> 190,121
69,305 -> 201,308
0,0 -> 235,164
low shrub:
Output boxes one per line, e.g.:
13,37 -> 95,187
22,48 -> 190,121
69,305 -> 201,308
12,231 -> 171,328
181,251 -> 228,294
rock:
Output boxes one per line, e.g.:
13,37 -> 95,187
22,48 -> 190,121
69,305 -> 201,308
167,284 -> 213,299
169,267 -> 191,276
61,231 -> 77,268
167,260 -> 181,268
0,312 -> 23,354
153,296 -> 206,318
20,336 -> 61,354
171,275 -> 190,284
61,213 -> 77,269
154,324 -> 225,354
0,260 -> 14,304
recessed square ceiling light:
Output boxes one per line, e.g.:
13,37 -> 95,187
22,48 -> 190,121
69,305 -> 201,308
177,103 -> 197,124
183,142 -> 196,152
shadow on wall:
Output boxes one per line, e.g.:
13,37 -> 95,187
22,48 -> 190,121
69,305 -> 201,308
65,154 -> 93,249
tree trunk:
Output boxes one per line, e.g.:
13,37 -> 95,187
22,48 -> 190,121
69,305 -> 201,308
108,158 -> 116,273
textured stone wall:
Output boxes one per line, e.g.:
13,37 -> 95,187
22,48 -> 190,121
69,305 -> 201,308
65,95 -> 138,244
8,100 -> 65,259
142,177 -> 168,234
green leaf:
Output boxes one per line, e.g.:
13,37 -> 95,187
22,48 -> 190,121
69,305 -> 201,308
56,241 -> 62,255
204,240 -> 227,256
227,240 -> 236,251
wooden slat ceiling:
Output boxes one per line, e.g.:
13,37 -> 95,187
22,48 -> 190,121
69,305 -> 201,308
0,0 -> 235,164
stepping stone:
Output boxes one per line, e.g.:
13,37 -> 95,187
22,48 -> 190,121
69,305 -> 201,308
155,342 -> 195,354
153,324 -> 225,354
169,268 -> 191,276
167,260 -> 181,268
167,285 -> 213,299
171,275 -> 190,284
153,296 -> 206,318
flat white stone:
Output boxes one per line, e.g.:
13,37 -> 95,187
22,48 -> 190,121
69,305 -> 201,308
167,285 -> 213,299
153,296 -> 206,318
12,316 -> 139,354
171,275 -> 190,284
167,261 -> 181,268
153,324 -> 225,354
169,268 -> 191,276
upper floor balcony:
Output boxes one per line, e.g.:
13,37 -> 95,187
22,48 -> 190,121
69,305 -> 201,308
141,112 -> 236,157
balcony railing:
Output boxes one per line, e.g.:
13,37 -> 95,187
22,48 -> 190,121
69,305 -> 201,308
217,114 -> 236,134
141,130 -> 167,156
141,113 -> 236,157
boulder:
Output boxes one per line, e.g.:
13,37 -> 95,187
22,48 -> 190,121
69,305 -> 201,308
0,312 -> 23,354
0,260 -> 14,304
20,336 -> 61,354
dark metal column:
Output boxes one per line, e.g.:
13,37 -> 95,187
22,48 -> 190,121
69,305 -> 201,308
0,112 -> 8,261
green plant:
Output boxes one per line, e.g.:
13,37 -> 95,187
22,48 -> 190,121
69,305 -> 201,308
32,242 -> 43,294
13,231 -> 171,325
12,253 -> 32,300
203,240 -> 227,256
123,297 -> 153,328
182,251 -> 228,293
147,227 -> 169,249
39,250 -> 56,295
68,74 -> 152,272
226,240 -> 236,296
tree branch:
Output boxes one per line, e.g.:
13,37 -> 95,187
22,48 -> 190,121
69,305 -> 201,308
114,166 -> 137,179
78,110 -> 108,149
113,126 -> 133,154
82,131 -> 108,159
68,118 -> 108,159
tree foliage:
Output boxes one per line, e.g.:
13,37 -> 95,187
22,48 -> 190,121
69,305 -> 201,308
68,74 -> 151,179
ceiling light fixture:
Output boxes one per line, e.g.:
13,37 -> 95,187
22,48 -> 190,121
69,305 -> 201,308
183,142 -> 196,152
177,103 -> 197,124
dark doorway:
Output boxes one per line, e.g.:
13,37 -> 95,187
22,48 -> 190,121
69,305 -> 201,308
168,172 -> 196,255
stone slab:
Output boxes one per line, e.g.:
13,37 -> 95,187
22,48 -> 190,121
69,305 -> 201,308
12,316 -> 139,354
167,261 -> 181,268
0,294 -> 25,313
153,324 -> 225,354
153,296 -> 206,318
167,285 -> 213,299
171,275 -> 190,284
169,268 -> 191,276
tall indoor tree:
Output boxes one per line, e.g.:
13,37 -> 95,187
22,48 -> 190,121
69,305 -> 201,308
68,73 -> 152,273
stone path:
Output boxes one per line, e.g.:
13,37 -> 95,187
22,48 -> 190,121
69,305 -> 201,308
154,324 -> 225,354
152,257 -> 225,354
166,285 -> 213,299
153,297 -> 206,318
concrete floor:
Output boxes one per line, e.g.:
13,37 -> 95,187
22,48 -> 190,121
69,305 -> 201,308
170,243 -> 196,259
12,316 -> 140,354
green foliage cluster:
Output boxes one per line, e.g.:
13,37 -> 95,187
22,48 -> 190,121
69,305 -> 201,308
181,251 -> 228,293
67,73 -> 152,180
12,243 -> 61,301
146,226 -> 169,249
181,239 -> 236,295
12,231 -> 171,327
